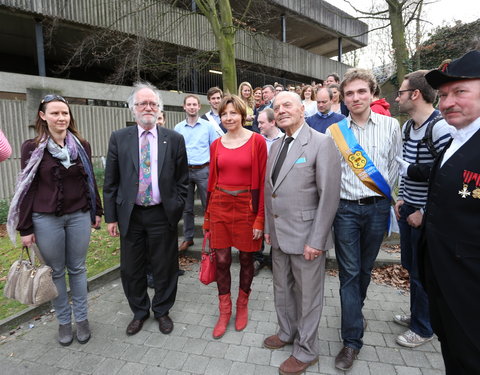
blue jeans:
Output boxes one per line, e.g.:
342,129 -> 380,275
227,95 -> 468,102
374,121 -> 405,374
32,210 -> 91,325
398,203 -> 433,337
334,198 -> 390,350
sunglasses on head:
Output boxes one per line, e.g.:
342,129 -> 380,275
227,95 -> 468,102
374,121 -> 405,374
41,94 -> 68,104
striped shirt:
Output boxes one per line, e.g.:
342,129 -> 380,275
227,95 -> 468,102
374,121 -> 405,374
399,115 -> 452,207
326,111 -> 402,200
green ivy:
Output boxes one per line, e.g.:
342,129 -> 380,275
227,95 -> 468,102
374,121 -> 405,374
409,20 -> 480,70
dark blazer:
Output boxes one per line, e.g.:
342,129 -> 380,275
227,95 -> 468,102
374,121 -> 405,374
420,129 -> 480,350
103,125 -> 189,235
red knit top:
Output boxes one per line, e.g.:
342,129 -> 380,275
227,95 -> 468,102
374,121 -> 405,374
204,132 -> 267,231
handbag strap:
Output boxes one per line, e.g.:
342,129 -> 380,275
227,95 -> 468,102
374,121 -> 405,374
30,243 -> 46,264
22,244 -> 47,265
202,232 -> 211,255
21,246 -> 30,262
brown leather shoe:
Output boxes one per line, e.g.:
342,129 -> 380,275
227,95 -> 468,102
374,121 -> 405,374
157,314 -> 174,334
179,240 -> 194,252
263,334 -> 291,349
335,346 -> 359,371
279,355 -> 318,375
126,315 -> 149,336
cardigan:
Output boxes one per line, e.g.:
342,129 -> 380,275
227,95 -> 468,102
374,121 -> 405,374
204,132 -> 267,231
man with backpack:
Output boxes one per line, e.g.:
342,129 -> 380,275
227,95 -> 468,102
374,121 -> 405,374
394,70 -> 452,347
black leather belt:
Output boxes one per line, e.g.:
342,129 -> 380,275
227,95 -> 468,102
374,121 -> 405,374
134,203 -> 162,209
216,187 -> 249,196
341,196 -> 385,205
188,162 -> 209,169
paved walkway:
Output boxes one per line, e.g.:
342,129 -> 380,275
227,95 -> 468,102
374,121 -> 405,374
0,262 -> 444,375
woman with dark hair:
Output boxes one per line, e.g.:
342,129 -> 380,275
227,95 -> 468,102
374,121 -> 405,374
330,83 -> 350,117
203,95 -> 267,339
253,87 -> 263,109
7,94 -> 103,346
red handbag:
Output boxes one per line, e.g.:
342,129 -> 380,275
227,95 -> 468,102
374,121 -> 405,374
199,232 -> 216,285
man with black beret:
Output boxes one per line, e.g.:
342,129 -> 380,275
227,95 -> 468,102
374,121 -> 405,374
421,50 -> 480,374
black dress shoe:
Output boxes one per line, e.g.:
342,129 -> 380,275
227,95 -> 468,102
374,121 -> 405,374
157,315 -> 174,334
178,269 -> 185,276
126,315 -> 149,336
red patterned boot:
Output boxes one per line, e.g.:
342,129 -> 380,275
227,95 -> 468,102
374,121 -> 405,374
213,293 -> 232,339
235,289 -> 250,331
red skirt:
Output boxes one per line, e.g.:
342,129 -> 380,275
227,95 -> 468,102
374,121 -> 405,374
207,185 -> 262,252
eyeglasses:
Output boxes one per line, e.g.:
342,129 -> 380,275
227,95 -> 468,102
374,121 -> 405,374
41,94 -> 68,104
134,102 -> 160,110
396,89 -> 415,97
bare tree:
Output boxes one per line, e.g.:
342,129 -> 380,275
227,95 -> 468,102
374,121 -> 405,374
194,0 -> 252,93
342,0 -> 433,84
47,0 -> 256,93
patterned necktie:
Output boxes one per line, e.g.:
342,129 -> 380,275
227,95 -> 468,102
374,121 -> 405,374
271,137 -> 294,185
138,130 -> 152,206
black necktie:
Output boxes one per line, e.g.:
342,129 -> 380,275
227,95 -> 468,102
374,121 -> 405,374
271,137 -> 294,185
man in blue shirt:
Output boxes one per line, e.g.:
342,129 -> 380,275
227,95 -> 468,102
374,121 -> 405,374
175,94 -> 219,251
306,87 -> 345,133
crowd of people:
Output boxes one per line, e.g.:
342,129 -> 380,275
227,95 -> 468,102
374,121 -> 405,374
3,49 -> 480,375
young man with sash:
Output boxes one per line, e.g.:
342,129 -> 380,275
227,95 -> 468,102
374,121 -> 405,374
325,68 -> 402,371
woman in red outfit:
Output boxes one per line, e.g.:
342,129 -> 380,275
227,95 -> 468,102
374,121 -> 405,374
203,95 -> 267,339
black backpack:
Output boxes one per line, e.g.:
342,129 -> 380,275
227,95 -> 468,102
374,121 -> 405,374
403,115 -> 444,160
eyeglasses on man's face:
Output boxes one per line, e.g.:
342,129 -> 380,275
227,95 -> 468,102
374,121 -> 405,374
396,89 -> 415,97
135,102 -> 160,110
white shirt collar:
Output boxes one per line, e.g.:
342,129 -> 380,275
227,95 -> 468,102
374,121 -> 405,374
448,117 -> 480,142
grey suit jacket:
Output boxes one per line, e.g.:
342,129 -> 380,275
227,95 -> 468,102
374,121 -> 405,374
103,125 -> 188,235
264,124 -> 341,254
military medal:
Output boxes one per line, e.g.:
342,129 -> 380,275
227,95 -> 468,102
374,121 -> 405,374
458,184 -> 471,198
471,169 -> 480,199
459,170 -> 480,199
473,188 -> 480,199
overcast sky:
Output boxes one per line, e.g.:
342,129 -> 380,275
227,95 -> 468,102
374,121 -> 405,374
331,0 -> 480,26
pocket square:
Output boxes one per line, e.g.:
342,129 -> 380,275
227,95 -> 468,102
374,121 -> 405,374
295,157 -> 306,164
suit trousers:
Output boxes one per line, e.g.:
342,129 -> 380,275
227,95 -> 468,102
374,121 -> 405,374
424,251 -> 480,375
272,247 -> 326,362
120,204 -> 178,320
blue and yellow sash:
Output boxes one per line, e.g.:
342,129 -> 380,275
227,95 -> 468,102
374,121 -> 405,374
329,118 -> 392,200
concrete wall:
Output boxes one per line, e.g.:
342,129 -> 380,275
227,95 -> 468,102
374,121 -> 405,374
0,72 -> 195,200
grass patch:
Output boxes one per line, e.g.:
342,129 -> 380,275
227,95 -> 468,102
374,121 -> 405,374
0,199 -> 9,225
0,226 -> 120,321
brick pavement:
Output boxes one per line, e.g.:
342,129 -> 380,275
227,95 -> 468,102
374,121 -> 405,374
0,262 -> 445,375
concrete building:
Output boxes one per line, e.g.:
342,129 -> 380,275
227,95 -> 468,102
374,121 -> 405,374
0,0 -> 367,199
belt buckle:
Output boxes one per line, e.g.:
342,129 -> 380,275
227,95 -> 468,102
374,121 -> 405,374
357,198 -> 366,206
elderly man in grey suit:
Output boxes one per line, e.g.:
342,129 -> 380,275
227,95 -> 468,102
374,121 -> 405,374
263,91 -> 342,375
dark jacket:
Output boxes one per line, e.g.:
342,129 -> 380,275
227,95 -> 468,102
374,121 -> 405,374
103,125 -> 188,234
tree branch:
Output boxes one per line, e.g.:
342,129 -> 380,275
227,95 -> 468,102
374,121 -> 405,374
342,0 -> 388,16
